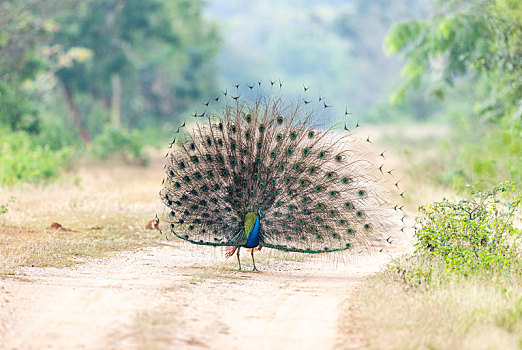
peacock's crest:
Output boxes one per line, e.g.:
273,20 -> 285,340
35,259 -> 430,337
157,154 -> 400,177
160,83 -> 403,255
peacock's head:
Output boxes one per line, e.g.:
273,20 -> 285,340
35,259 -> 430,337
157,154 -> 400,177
258,208 -> 262,216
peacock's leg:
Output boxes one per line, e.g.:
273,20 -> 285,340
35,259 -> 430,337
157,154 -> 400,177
251,249 -> 258,271
236,246 -> 241,270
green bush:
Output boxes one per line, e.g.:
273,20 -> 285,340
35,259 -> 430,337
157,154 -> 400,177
91,126 -> 148,165
394,183 -> 521,287
0,129 -> 72,186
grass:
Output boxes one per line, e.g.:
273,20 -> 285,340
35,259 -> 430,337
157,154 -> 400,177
0,224 -> 159,274
0,156 -> 166,274
349,266 -> 521,350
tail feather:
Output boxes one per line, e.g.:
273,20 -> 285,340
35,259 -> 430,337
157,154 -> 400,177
160,84 -> 402,254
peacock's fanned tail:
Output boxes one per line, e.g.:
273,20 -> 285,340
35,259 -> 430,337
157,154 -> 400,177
160,87 -> 401,254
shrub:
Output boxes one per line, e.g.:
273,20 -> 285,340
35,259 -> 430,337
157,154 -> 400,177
0,129 -> 72,186
91,126 -> 148,165
394,183 -> 521,287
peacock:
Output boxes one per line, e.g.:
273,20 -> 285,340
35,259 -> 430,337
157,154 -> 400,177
160,82 -> 403,270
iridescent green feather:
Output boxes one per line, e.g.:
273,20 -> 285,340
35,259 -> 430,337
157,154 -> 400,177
244,212 -> 257,238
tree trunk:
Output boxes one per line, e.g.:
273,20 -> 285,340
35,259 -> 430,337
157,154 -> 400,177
111,74 -> 122,127
62,82 -> 91,144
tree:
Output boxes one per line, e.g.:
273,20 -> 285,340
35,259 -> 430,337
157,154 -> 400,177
385,0 -> 521,128
52,0 -> 220,143
0,0 -> 58,132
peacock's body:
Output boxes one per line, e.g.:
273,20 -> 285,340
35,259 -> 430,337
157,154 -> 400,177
160,84 -> 402,270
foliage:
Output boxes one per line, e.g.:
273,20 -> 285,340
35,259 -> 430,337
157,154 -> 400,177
0,128 -> 72,186
385,0 -> 521,191
0,0 -> 59,133
0,0 -> 220,184
52,0 -> 220,130
395,183 -> 521,287
385,0 -> 521,128
91,126 -> 147,165
444,118 -> 522,191
0,202 -> 7,215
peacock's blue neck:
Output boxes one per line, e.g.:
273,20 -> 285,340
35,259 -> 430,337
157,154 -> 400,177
244,215 -> 260,248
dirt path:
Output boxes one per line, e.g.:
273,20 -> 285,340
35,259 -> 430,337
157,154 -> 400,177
0,238 -> 410,350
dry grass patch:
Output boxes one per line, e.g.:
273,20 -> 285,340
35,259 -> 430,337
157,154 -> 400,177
0,224 -> 159,273
347,270 -> 522,350
0,157 -> 168,274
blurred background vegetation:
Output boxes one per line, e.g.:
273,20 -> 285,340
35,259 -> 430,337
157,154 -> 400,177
0,0 -> 520,191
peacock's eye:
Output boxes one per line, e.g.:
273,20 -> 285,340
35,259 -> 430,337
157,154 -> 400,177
336,155 -> 342,162
259,124 -> 265,132
308,131 -> 315,138
277,116 -> 284,124
276,133 -> 283,141
290,131 -> 297,139
246,114 -> 252,123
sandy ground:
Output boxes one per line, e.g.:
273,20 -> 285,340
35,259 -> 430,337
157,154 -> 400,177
0,130 -> 418,350
0,234 -> 411,350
